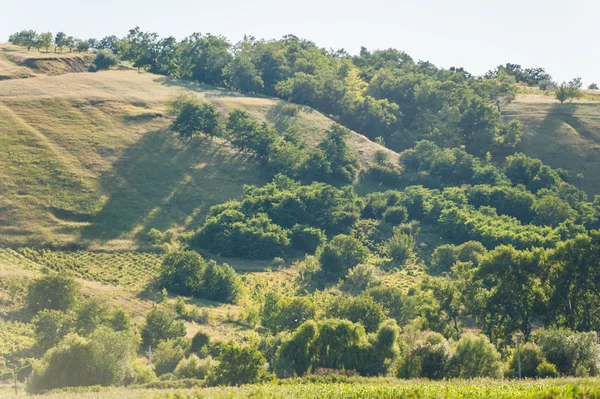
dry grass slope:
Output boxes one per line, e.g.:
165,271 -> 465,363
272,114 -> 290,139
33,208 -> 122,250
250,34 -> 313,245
0,46 -> 393,250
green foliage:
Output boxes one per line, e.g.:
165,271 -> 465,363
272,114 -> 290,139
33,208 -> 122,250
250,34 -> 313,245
533,329 -> 600,376
451,333 -> 503,378
290,225 -> 326,253
174,354 -> 217,379
157,251 -> 206,297
141,307 -> 186,347
32,309 -> 72,351
199,261 -> 242,303
74,298 -> 109,336
382,206 -> 408,224
261,291 -> 317,334
29,328 -> 138,392
276,318 -> 399,378
382,232 -> 415,266
89,50 -> 119,71
207,342 -> 268,386
325,294 -> 387,333
509,342 -> 545,378
190,330 -> 210,354
367,286 -> 418,327
318,235 -> 370,276
153,340 -> 187,376
536,360 -> 559,378
429,241 -> 486,275
398,332 -> 452,380
27,272 -> 79,313
171,100 -> 221,139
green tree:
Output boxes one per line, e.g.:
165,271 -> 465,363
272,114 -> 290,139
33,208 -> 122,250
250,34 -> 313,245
157,250 -> 206,297
141,307 -> 186,347
451,333 -> 503,378
318,234 -> 370,276
54,32 -> 67,52
38,32 -> 52,52
29,328 -> 138,392
508,342 -> 544,378
27,273 -> 79,313
207,342 -> 267,386
32,310 -> 72,351
589,83 -> 599,90
474,245 -> 546,343
171,100 -> 222,139
547,232 -> 600,331
10,30 -> 38,51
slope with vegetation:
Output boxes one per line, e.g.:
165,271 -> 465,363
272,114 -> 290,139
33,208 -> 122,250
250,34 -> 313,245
2,27 -> 600,396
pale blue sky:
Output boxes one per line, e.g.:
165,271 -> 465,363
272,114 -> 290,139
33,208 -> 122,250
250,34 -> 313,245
1,0 -> 598,85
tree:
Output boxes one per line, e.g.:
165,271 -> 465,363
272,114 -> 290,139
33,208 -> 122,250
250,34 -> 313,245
508,342 -> 544,378
29,328 -> 138,392
89,50 -> 119,72
156,250 -> 206,297
171,100 -> 222,139
141,307 -> 186,347
27,273 -> 79,313
32,310 -> 72,351
54,32 -> 67,52
473,245 -> 546,343
318,234 -> 370,276
547,232 -> 600,331
589,83 -> 599,90
207,342 -> 268,386
76,39 -> 90,53
64,36 -> 76,53
10,30 -> 38,51
451,333 -> 503,378
38,32 -> 52,52
555,80 -> 581,104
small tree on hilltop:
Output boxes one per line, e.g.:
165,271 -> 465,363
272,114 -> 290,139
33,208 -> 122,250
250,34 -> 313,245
589,83 -> 599,90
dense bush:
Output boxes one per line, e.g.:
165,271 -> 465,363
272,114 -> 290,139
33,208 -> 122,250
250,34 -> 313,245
174,355 -> 217,379
141,307 -> 186,347
29,328 -> 138,392
27,273 -> 79,312
325,294 -> 387,333
534,329 -> 600,376
207,342 -> 268,386
451,333 -> 503,379
261,291 -> 317,334
291,225 -> 326,253
153,340 -> 187,376
508,342 -> 544,378
32,309 -> 72,351
89,50 -> 119,71
318,234 -> 370,276
275,318 -> 399,378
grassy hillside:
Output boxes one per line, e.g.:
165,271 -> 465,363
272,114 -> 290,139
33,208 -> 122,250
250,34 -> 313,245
504,94 -> 600,195
0,46 -> 391,250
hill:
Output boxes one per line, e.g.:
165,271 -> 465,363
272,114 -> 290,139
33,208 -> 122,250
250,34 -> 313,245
505,93 -> 600,195
0,45 -> 392,250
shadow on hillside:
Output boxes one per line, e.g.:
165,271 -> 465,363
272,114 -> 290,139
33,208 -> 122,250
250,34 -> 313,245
154,76 -> 241,98
80,129 -> 269,243
546,104 -> 598,142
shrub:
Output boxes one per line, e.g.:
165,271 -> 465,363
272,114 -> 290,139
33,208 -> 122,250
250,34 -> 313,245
342,264 -> 379,294
109,308 -> 132,332
27,273 -> 79,313
29,328 -> 138,392
157,251 -> 206,297
537,361 -> 559,378
89,50 -> 119,71
451,333 -> 503,379
291,225 -> 326,253
32,309 -> 72,351
141,307 -> 186,347
318,234 -> 370,276
399,332 -> 452,380
191,330 -> 211,355
153,340 -> 186,376
261,292 -> 317,334
374,150 -> 390,165
534,329 -> 600,376
326,294 -> 387,333
199,261 -> 242,303
207,342 -> 268,386
174,355 -> 217,379
509,342 -> 544,378
383,232 -> 415,265
383,206 -> 408,224
74,298 -> 109,336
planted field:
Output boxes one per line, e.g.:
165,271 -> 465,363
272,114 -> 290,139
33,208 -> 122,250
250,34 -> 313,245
3,379 -> 600,399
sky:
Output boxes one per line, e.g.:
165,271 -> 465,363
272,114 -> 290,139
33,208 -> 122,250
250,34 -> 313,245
1,0 -> 598,86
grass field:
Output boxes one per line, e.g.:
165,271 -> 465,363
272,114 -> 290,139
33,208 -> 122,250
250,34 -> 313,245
504,95 -> 600,195
3,378 -> 600,399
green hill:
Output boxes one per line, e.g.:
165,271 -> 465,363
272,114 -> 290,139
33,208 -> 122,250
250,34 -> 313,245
0,45 -> 392,250
505,93 -> 600,195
